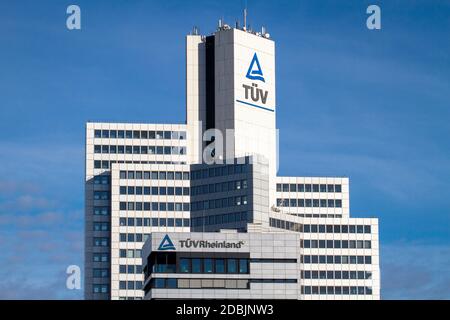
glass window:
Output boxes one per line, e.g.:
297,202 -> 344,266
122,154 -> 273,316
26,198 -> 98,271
227,259 -> 237,273
166,278 -> 177,289
215,259 -> 225,273
192,258 -> 201,273
180,258 -> 190,273
239,259 -> 248,273
154,279 -> 165,289
203,258 -> 213,273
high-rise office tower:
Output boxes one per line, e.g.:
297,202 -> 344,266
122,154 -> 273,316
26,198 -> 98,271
85,20 -> 380,300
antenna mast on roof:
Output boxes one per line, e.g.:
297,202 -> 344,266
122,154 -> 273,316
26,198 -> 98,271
243,0 -> 248,30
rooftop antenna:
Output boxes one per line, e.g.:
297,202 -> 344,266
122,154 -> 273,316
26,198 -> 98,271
243,7 -> 247,31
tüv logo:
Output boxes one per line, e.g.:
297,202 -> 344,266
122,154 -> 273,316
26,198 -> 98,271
158,234 -> 176,250
246,52 -> 265,82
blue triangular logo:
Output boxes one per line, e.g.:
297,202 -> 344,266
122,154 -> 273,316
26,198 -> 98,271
158,234 -> 176,251
246,52 -> 265,82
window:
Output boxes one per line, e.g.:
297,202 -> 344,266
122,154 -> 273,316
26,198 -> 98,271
215,259 -> 225,273
192,258 -> 201,273
94,204 -> 110,215
239,259 -> 248,273
180,258 -> 190,273
204,258 -> 213,273
167,278 -> 177,289
227,259 -> 237,273
154,278 -> 165,288
93,284 -> 108,294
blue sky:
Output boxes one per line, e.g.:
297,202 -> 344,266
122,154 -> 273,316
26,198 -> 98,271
0,0 -> 449,299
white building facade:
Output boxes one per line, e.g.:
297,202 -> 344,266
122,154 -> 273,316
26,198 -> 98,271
85,21 -> 380,300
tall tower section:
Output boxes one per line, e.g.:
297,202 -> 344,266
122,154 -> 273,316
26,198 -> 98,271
186,24 -> 277,208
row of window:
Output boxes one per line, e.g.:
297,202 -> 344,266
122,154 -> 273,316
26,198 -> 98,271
146,278 -> 249,291
94,160 -> 186,170
269,218 -> 372,234
277,183 -> 342,193
93,237 -> 109,247
93,222 -> 109,231
94,175 -> 110,185
191,164 -> 249,180
146,278 -> 297,292
94,191 -> 109,200
302,239 -> 372,249
93,268 -> 109,278
178,258 -> 249,274
191,196 -> 248,211
191,180 -> 248,196
94,145 -> 186,155
119,186 -> 189,196
292,214 -> 343,218
120,170 -> 190,181
94,206 -> 110,216
191,212 -> 248,227
93,284 -> 109,294
301,270 -> 372,280
301,255 -> 372,265
119,265 -> 143,274
148,255 -> 249,275
276,198 -> 342,208
119,281 -> 143,290
93,253 -> 109,262
94,129 -> 186,140
120,233 -> 150,243
119,249 -> 143,258
301,286 -> 373,295
119,201 -> 190,212
119,217 -> 190,228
